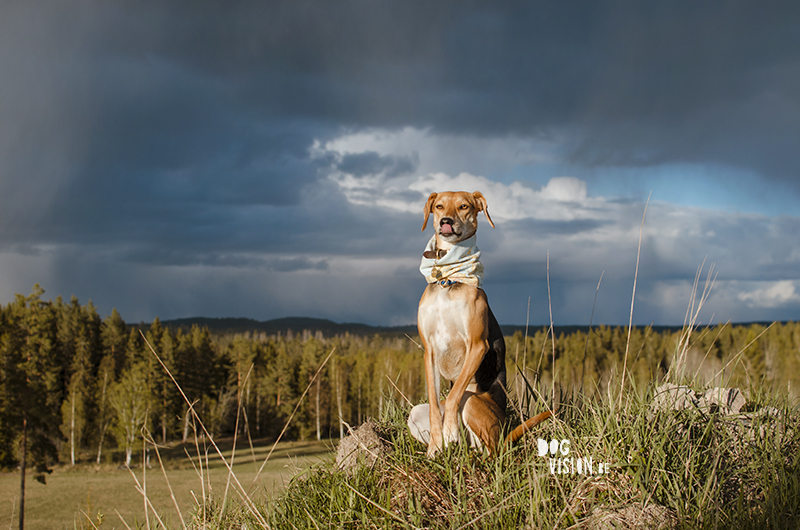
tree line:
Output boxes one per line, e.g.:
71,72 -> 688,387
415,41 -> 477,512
2,286 -> 799,476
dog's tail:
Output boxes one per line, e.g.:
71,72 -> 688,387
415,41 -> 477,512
507,410 -> 552,445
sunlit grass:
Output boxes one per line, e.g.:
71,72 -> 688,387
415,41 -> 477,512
0,438 -> 332,530
256,379 -> 799,529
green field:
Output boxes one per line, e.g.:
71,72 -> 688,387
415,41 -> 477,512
0,438 -> 333,530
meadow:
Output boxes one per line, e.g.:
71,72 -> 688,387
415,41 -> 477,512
0,438 -> 332,530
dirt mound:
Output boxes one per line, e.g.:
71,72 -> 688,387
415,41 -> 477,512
335,419 -> 392,471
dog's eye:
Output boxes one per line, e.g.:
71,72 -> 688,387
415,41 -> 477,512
460,204 -> 468,210
436,204 -> 443,209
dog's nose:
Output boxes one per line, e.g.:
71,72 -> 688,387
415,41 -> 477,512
440,217 -> 453,225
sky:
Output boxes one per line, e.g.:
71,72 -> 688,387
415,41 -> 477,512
1,1 -> 799,328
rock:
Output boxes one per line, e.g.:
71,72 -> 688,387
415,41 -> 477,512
755,406 -> 782,419
651,384 -> 750,416
336,419 -> 391,471
727,406 -> 789,444
651,383 -> 698,413
650,384 -> 789,448
698,387 -> 747,414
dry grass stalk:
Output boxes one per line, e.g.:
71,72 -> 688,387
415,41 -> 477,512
238,363 -> 258,463
620,192 -> 650,406
220,364 -> 254,523
386,373 -> 413,407
144,429 -> 187,530
138,330 -> 271,529
114,508 -> 134,530
79,509 -> 100,530
124,461 -> 168,530
581,271 -> 605,393
547,250 -> 556,405
251,346 -> 336,488
659,260 -> 732,385
691,321 -> 730,385
710,322 -> 774,385
671,260 -> 718,380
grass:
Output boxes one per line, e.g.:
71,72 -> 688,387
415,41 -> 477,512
3,334 -> 337,530
254,379 -> 799,529
8,339 -> 797,529
0,437 -> 332,530
9,378 -> 796,529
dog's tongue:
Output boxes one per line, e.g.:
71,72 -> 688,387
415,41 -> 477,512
441,223 -> 453,235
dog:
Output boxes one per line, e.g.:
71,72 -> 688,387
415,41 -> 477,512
407,191 -> 550,457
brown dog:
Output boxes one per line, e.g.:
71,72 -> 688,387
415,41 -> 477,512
408,191 -> 550,457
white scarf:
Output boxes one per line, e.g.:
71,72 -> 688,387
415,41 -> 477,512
419,234 -> 483,288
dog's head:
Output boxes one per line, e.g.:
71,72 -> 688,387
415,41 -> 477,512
421,191 -> 495,244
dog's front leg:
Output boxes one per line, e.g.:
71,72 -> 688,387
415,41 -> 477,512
424,343 -> 445,457
441,337 -> 488,448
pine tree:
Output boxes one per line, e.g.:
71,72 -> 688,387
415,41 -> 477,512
172,325 -> 224,440
155,328 -> 179,444
144,319 -> 168,442
94,353 -> 115,464
329,350 -> 350,439
100,308 -> 127,377
124,328 -> 145,369
60,321 -> 94,466
3,287 -> 63,530
266,340 -> 298,438
300,337 -> 326,440
0,300 -> 20,467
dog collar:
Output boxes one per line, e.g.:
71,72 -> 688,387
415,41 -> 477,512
423,249 -> 448,260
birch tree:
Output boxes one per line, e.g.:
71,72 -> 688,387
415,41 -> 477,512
94,354 -> 115,464
109,364 -> 150,467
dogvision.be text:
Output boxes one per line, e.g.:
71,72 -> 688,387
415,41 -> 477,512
538,439 -> 611,476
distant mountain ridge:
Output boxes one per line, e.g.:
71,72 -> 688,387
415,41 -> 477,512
159,316 -> 418,337
156,316 -> 703,338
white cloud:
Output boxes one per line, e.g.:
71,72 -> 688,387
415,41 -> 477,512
311,127 -> 800,324
317,128 -> 623,226
737,281 -> 800,309
405,173 -> 603,223
540,177 -> 587,202
319,127 -> 614,222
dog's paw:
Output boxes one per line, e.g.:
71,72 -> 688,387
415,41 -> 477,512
442,421 -> 460,447
426,439 -> 443,458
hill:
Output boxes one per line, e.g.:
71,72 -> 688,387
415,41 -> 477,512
158,316 -> 417,337
157,316 -> 694,338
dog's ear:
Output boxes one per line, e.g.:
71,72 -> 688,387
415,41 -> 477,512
472,191 -> 495,228
422,192 -> 438,231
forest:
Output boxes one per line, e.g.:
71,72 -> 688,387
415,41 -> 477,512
1,285 -> 799,478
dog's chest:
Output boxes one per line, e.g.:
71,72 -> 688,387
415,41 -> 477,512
418,288 -> 471,381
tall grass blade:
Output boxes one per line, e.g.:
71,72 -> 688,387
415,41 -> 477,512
138,330 -> 271,529
145,429 -> 187,530
581,270 -> 604,394
252,347 -> 336,487
620,191 -> 650,405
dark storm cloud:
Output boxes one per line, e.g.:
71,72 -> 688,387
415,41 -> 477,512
4,0 -> 800,246
149,0 -> 799,187
1,0 -> 799,324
